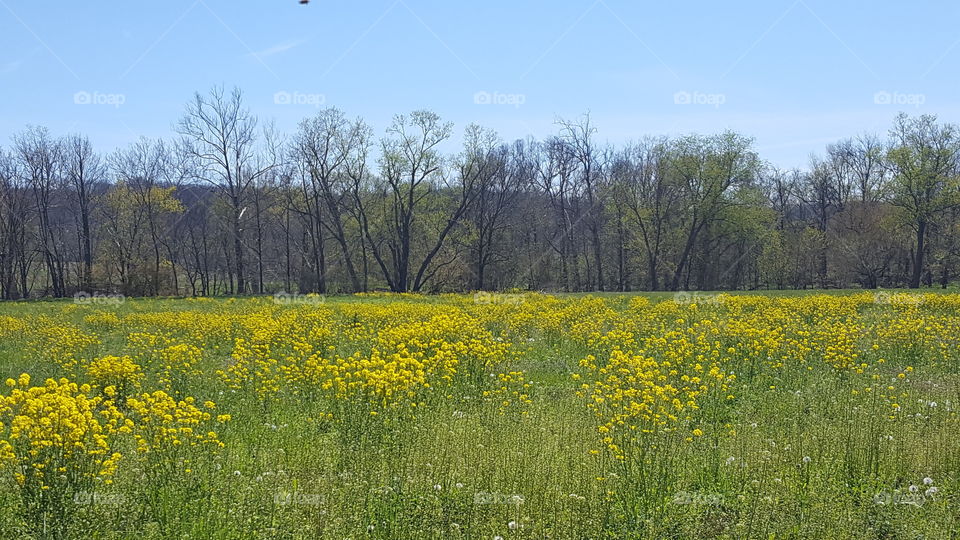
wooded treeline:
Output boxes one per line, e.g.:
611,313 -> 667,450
1,86 -> 959,298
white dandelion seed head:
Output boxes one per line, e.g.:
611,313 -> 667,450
923,477 -> 934,485
909,485 -> 919,493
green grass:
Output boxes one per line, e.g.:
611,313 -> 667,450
0,292 -> 957,538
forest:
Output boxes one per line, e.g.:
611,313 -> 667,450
1,86 -> 957,298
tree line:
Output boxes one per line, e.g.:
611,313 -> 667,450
1,86 -> 959,299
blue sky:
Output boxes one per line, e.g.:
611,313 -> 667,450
1,0 -> 958,167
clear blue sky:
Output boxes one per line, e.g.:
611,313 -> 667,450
1,0 -> 958,167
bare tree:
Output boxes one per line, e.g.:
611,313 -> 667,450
294,108 -> 364,292
0,149 -> 33,298
14,126 -> 67,296
63,134 -> 104,291
558,114 -> 605,290
467,135 -> 531,290
612,137 -> 678,290
178,86 -> 275,294
363,110 -> 453,291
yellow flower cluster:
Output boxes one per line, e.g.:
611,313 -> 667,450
83,311 -> 122,330
219,311 -> 512,414
157,343 -> 203,393
579,338 -> 733,459
85,355 -> 144,397
125,391 -> 224,453
0,375 -> 123,490
572,293 -> 960,460
0,315 -> 27,339
28,320 -> 100,371
0,373 -> 225,495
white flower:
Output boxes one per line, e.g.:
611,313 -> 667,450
433,484 -> 442,491
455,482 -> 464,489
367,524 -> 375,532
508,521 -> 518,530
926,486 -> 938,496
923,477 -> 934,485
909,485 -> 918,493
802,456 -> 811,463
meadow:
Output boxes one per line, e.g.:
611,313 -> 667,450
0,291 -> 957,539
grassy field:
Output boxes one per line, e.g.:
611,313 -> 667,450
0,291 -> 958,538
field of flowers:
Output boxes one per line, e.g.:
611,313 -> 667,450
0,291 -> 958,538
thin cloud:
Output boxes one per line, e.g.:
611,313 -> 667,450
0,59 -> 23,74
249,39 -> 306,59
